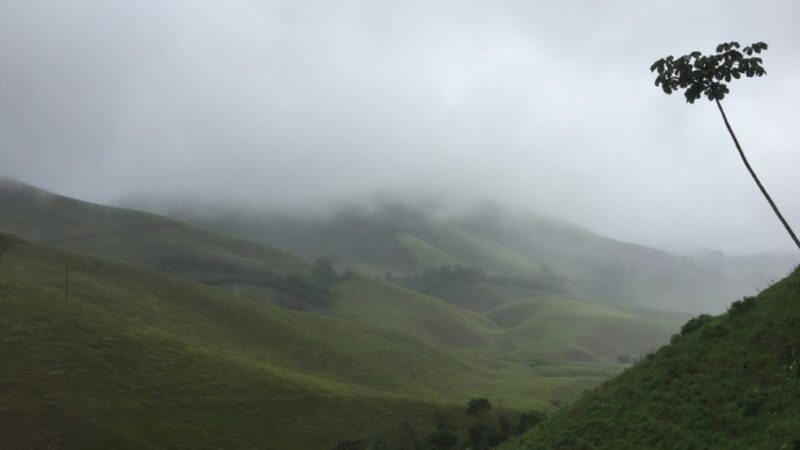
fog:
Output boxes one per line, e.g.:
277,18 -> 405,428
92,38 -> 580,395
2,0 -> 799,255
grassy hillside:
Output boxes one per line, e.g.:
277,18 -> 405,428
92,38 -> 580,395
0,177 -> 340,310
329,278 -> 501,349
502,266 -> 800,449
1,233 -> 656,448
124,197 -> 794,313
0,233 -> 490,448
455,207 -> 762,312
421,279 -> 684,364
0,176 -> 307,278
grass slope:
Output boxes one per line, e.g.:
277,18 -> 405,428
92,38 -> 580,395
502,266 -> 800,449
329,277 -> 501,349
0,233 -> 638,448
0,177 -> 307,280
395,232 -> 464,270
426,280 -> 685,364
0,234 -> 491,448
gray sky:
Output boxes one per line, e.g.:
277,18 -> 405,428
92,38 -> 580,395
2,0 -> 799,254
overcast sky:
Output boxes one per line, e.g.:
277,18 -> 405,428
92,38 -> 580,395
1,0 -> 799,254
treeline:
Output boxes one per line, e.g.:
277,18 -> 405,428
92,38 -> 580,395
402,264 -> 571,296
157,254 -> 352,310
334,398 -> 544,450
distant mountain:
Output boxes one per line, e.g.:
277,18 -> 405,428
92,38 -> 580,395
0,176 -> 319,305
501,265 -> 800,449
119,194 -> 796,313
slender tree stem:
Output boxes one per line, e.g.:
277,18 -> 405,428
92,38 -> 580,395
714,98 -> 800,251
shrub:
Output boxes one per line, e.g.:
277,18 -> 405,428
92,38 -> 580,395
728,296 -> 757,316
426,429 -> 458,450
467,398 -> 492,417
680,314 -> 713,335
515,410 -> 543,435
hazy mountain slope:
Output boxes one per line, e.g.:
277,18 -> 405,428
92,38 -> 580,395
502,266 -> 800,449
119,196 -> 794,313
454,207 -> 761,312
417,279 -> 685,363
0,177 -> 315,308
0,232 -> 691,448
329,277 -> 501,349
1,178 -> 682,368
0,233 -> 527,449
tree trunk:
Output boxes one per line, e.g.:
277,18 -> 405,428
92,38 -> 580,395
714,98 -> 800,251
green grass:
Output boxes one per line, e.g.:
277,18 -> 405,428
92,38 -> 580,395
395,232 -> 464,269
1,234 -> 653,448
0,179 -> 697,448
0,177 -> 307,280
422,280 -> 685,364
501,266 -> 800,449
329,277 -> 501,349
0,236 -> 465,447
431,226 -> 543,277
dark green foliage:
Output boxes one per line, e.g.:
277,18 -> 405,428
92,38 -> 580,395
466,420 -> 503,450
313,257 -> 338,282
406,264 -> 570,298
503,266 -> 800,450
496,415 -> 512,441
728,295 -> 757,316
467,398 -> 493,417
335,438 -> 370,450
0,233 -> 21,265
427,428 -> 458,450
333,437 -> 388,450
651,41 -> 768,103
514,411 -> 542,435
680,313 -> 713,335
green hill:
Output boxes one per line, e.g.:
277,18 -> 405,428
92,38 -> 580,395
0,233 -> 505,448
123,197 -> 795,313
502,266 -> 800,449
0,177 -> 307,276
417,278 -> 684,364
0,177 -> 324,307
329,278 -> 501,350
2,232 -> 667,448
0,180 -> 705,448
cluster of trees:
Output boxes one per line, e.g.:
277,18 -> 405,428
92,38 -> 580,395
334,398 -> 544,450
156,254 -> 351,310
276,257 -> 356,310
403,264 -> 570,296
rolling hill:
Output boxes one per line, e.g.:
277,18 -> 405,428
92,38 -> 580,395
0,232 -> 519,448
0,179 -> 702,448
0,176 -> 329,308
120,196 -> 796,313
0,233 -> 688,449
501,265 -> 800,449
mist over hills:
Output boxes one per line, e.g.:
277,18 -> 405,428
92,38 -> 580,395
120,192 -> 796,313
0,176 -> 690,448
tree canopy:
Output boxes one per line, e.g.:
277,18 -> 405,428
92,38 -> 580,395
650,41 -> 768,103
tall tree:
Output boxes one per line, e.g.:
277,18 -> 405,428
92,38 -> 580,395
651,41 -> 800,251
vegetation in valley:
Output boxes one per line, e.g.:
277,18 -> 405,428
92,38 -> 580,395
123,196 -> 793,313
501,266 -> 800,449
0,229 -> 679,449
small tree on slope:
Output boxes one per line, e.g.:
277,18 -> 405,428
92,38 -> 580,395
651,41 -> 800,251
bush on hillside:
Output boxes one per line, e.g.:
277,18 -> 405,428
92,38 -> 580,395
728,295 -> 757,316
680,314 -> 713,335
467,398 -> 492,417
426,428 -> 458,450
515,410 -> 544,435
